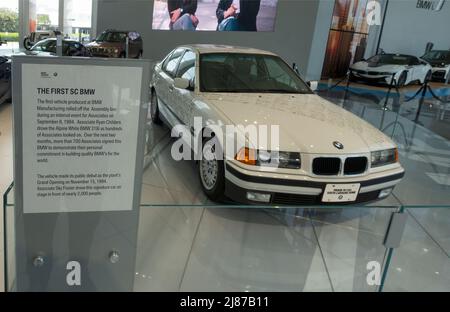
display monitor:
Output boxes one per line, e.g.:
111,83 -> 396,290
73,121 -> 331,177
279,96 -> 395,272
152,0 -> 279,32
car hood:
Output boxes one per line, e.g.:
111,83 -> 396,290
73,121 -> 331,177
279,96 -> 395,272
198,93 -> 395,154
351,61 -> 405,73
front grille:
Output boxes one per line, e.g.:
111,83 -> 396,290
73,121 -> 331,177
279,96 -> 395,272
344,157 -> 367,175
272,193 -> 317,205
313,158 -> 341,176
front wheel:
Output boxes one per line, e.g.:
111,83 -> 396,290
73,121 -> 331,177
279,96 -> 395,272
23,37 -> 32,50
150,90 -> 161,124
397,71 -> 407,87
199,138 -> 225,202
424,70 -> 432,84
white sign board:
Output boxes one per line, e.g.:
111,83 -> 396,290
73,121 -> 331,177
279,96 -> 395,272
21,63 -> 143,213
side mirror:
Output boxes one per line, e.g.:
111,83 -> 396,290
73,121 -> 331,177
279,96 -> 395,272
292,62 -> 300,76
173,77 -> 191,90
307,80 -> 318,91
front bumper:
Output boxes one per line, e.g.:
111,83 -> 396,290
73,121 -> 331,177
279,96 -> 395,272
352,72 -> 393,85
431,69 -> 448,81
224,163 -> 405,206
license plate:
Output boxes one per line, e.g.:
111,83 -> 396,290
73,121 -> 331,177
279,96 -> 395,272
322,184 -> 361,203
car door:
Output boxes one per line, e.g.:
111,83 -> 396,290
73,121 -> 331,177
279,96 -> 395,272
408,57 -> 423,82
66,42 -> 82,56
153,48 -> 185,122
172,49 -> 196,128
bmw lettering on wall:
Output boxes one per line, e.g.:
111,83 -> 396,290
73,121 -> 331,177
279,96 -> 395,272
150,45 -> 405,205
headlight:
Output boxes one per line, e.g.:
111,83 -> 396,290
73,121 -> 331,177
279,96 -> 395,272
371,148 -> 398,167
235,148 -> 301,169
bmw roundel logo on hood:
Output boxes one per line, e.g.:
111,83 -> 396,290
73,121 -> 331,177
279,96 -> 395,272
333,141 -> 344,150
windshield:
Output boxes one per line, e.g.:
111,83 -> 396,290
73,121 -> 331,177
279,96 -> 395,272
31,39 -> 57,53
200,53 -> 311,94
95,32 -> 127,42
422,50 -> 450,63
367,54 -> 413,65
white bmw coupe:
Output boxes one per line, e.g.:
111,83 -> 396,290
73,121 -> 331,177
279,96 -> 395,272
150,45 -> 405,205
350,53 -> 432,87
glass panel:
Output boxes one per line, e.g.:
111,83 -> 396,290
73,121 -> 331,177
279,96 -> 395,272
4,185 -> 403,292
36,0 -> 59,31
317,83 -> 450,206
0,0 -> 19,53
381,207 -> 450,291
63,0 -> 92,43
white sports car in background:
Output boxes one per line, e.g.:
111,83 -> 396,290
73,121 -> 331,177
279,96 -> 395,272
421,50 -> 450,83
350,53 -> 432,87
150,45 -> 405,205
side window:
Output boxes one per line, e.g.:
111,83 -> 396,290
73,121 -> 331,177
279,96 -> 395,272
264,57 -> 296,88
409,57 -> 420,66
176,50 -> 196,81
163,48 -> 185,77
128,32 -> 140,41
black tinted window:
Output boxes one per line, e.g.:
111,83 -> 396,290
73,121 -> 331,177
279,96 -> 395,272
422,51 -> 450,63
200,53 -> 310,93
96,32 -> 127,42
368,54 -> 414,65
31,39 -> 57,53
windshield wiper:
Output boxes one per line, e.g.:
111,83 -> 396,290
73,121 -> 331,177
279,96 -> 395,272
257,89 -> 303,94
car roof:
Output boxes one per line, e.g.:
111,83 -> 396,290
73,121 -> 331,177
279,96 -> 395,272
179,44 -> 277,56
103,29 -> 137,33
375,53 -> 416,58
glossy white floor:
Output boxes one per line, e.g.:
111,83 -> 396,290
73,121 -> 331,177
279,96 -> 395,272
1,96 -> 449,291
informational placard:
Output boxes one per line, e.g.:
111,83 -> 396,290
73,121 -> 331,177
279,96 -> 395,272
21,63 -> 143,213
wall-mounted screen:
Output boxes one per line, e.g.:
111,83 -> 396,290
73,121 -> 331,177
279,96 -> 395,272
152,0 -> 279,32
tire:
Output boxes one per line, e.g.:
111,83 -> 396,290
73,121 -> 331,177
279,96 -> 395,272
397,71 -> 407,87
198,137 -> 225,202
23,37 -> 32,50
424,70 -> 432,84
150,90 -> 162,124
136,50 -> 143,59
